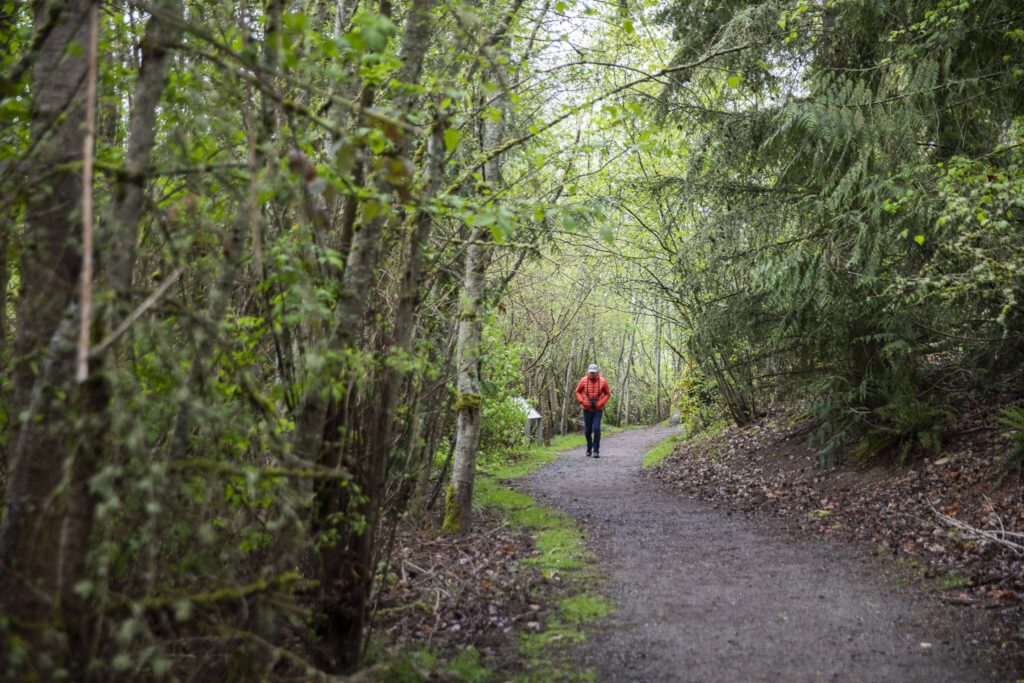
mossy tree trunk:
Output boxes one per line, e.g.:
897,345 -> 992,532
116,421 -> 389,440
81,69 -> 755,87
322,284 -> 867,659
445,238 -> 491,532
446,87 -> 504,532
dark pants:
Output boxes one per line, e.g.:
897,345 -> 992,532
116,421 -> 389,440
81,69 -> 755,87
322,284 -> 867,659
583,409 -> 603,453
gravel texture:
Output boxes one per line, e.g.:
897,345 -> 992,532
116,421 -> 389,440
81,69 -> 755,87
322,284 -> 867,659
516,426 -> 1014,682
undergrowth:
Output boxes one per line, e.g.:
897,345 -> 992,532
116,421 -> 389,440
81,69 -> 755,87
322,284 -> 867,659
995,405 -> 1024,488
368,644 -> 493,682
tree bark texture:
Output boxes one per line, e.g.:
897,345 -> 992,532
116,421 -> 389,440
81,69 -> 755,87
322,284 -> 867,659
444,233 -> 491,533
0,227 -> 9,350
559,341 -> 576,435
621,322 -> 637,425
0,0 -> 92,658
106,0 -> 182,299
64,1 -> 185,669
445,88 -> 504,533
655,317 -> 662,421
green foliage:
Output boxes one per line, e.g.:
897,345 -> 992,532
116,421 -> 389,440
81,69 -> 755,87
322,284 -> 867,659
478,322 -> 529,462
673,368 -> 720,437
632,0 -> 1024,462
3,0 -> 1020,675
853,391 -> 953,465
995,405 -> 1024,487
2,0 -> 619,676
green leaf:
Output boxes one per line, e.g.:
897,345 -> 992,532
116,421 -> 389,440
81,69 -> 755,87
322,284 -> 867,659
470,212 -> 495,227
444,128 -> 462,152
914,234 -> 925,245
727,74 -> 743,89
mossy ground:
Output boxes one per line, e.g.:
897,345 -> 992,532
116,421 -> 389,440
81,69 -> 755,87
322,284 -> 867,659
369,644 -> 492,683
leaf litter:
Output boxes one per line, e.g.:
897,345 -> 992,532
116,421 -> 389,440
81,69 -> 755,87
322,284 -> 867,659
647,406 -> 1024,650
371,506 -> 558,677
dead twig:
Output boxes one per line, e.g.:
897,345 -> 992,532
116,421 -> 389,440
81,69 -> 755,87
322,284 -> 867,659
931,501 -> 1024,555
89,266 -> 185,358
402,559 -> 434,577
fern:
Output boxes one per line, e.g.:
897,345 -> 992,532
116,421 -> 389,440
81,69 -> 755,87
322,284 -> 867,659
994,405 -> 1024,488
853,393 -> 953,465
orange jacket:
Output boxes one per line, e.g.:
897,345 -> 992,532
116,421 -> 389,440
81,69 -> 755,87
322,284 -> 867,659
575,374 -> 610,412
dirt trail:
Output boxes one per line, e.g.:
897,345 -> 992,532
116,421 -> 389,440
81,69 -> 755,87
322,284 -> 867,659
517,426 -> 1009,682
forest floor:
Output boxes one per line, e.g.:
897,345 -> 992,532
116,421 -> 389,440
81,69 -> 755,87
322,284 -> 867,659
517,425 -> 1023,682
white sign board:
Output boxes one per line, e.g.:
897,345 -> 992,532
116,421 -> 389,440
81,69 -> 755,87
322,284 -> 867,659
514,397 -> 542,420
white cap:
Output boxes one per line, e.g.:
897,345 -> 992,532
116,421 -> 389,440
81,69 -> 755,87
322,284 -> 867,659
587,364 -> 599,373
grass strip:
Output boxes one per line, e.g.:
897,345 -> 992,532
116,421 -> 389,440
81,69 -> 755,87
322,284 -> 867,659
475,430 -> 626,681
642,433 -> 680,468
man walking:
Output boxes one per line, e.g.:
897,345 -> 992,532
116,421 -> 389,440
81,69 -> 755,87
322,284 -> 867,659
575,363 -> 610,458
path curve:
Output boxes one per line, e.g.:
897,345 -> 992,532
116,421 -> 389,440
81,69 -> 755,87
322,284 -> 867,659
517,426 -> 1007,682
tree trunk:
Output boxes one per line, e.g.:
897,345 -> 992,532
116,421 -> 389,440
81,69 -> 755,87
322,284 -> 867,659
444,232 -> 492,532
62,2 -> 184,669
106,0 -> 182,299
0,227 -> 9,352
655,317 -> 662,422
0,0 -> 92,669
445,86 -> 504,533
621,327 -> 636,425
309,0 -> 438,670
413,324 -> 458,514
559,338 -> 576,435
617,309 -> 640,424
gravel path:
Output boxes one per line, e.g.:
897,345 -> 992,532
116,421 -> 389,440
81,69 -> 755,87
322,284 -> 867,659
517,426 -> 1008,682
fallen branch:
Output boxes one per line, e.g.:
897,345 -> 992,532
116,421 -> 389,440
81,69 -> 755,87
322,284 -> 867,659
931,501 -> 1024,555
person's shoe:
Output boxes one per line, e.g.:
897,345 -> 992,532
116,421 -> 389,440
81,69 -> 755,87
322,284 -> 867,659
586,450 -> 592,457
593,451 -> 600,458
